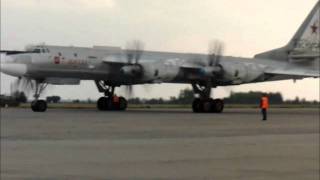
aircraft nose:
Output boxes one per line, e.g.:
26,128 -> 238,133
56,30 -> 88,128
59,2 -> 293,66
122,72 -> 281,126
1,54 -> 15,64
0,55 -> 27,77
1,63 -> 27,77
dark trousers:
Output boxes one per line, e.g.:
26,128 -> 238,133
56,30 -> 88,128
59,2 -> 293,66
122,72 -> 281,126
261,108 -> 267,120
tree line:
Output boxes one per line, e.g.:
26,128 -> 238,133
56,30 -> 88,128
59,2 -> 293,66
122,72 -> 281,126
0,92 -> 61,107
128,89 -> 318,105
1,89 -> 318,107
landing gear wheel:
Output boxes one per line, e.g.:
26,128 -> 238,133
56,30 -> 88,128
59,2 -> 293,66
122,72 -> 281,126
118,97 -> 127,111
95,82 -> 129,111
30,81 -> 48,112
97,97 -> 110,111
31,100 -> 47,112
192,98 -> 202,113
97,96 -> 127,111
212,99 -> 224,113
203,99 -> 214,113
192,98 -> 224,113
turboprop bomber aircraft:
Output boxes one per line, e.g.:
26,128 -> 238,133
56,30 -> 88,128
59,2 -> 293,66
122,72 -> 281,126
1,2 -> 319,112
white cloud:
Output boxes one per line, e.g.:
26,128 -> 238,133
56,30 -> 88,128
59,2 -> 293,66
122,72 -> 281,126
4,0 -> 116,9
74,0 -> 115,8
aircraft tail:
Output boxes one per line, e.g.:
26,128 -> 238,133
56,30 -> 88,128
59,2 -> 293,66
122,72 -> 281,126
255,1 -> 320,64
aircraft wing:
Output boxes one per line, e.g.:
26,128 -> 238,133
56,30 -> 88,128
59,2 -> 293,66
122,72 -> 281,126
265,68 -> 320,78
102,56 -> 128,65
180,63 -> 203,70
0,50 -> 31,55
180,60 -> 320,81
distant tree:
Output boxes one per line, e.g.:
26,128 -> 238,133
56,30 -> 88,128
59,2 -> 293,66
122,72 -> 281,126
224,91 -> 284,104
268,92 -> 283,104
73,99 -> 80,103
169,96 -> 177,104
147,98 -> 161,104
46,96 -> 61,103
294,96 -> 300,104
12,91 -> 27,103
177,88 -> 194,104
128,98 -> 141,104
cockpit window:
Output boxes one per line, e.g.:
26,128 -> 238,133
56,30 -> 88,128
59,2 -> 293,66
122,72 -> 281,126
25,45 -> 50,54
32,49 -> 41,53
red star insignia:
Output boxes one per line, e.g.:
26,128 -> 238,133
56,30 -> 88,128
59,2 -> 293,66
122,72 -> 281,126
54,56 -> 60,64
311,23 -> 318,34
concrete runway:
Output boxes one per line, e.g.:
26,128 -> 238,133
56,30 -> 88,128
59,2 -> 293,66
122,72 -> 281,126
1,108 -> 319,180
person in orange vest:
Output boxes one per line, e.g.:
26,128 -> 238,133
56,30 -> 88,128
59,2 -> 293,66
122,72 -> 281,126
260,94 -> 269,121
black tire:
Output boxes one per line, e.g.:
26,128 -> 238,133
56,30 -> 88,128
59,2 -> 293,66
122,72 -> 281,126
212,99 -> 224,113
31,100 -> 47,112
31,101 -> 38,112
192,98 -> 203,113
118,97 -> 127,111
97,97 -> 109,111
38,100 -> 47,112
203,98 -> 214,113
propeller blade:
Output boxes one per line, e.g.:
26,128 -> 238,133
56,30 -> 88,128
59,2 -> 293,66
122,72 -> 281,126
10,78 -> 20,95
208,40 -> 224,66
125,85 -> 134,98
208,41 -> 216,66
10,77 -> 37,98
125,40 -> 144,64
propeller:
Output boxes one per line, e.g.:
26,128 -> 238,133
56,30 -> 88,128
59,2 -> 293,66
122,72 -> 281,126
124,85 -> 134,98
192,40 -> 226,98
125,40 -> 144,64
122,40 -> 146,98
10,77 -> 35,98
208,40 -> 224,67
197,40 -> 225,78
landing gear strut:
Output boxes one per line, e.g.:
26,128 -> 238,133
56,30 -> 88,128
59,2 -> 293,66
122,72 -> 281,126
95,80 -> 127,111
191,83 -> 224,113
31,81 -> 48,112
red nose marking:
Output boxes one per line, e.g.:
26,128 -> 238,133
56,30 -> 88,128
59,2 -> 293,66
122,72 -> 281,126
54,56 -> 60,64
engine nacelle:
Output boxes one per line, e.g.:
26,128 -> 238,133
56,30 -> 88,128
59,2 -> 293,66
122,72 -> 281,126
221,62 -> 264,84
141,59 -> 180,82
200,66 -> 222,77
120,65 -> 143,77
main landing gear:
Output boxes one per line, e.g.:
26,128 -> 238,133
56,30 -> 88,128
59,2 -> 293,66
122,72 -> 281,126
95,80 -> 127,111
191,83 -> 224,113
31,81 -> 48,112
192,98 -> 224,113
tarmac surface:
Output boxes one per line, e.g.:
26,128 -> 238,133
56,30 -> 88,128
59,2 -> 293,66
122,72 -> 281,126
1,108 -> 319,180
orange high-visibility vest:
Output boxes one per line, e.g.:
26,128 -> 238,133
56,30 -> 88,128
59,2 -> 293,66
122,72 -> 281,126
260,97 -> 269,109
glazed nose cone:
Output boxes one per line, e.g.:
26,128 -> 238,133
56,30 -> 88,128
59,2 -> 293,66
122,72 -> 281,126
0,55 -> 27,77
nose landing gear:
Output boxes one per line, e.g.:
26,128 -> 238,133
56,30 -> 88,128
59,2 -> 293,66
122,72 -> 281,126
31,100 -> 47,112
31,81 -> 48,112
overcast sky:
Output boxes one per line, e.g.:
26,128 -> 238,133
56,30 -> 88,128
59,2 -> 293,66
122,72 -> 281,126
1,0 -> 319,101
